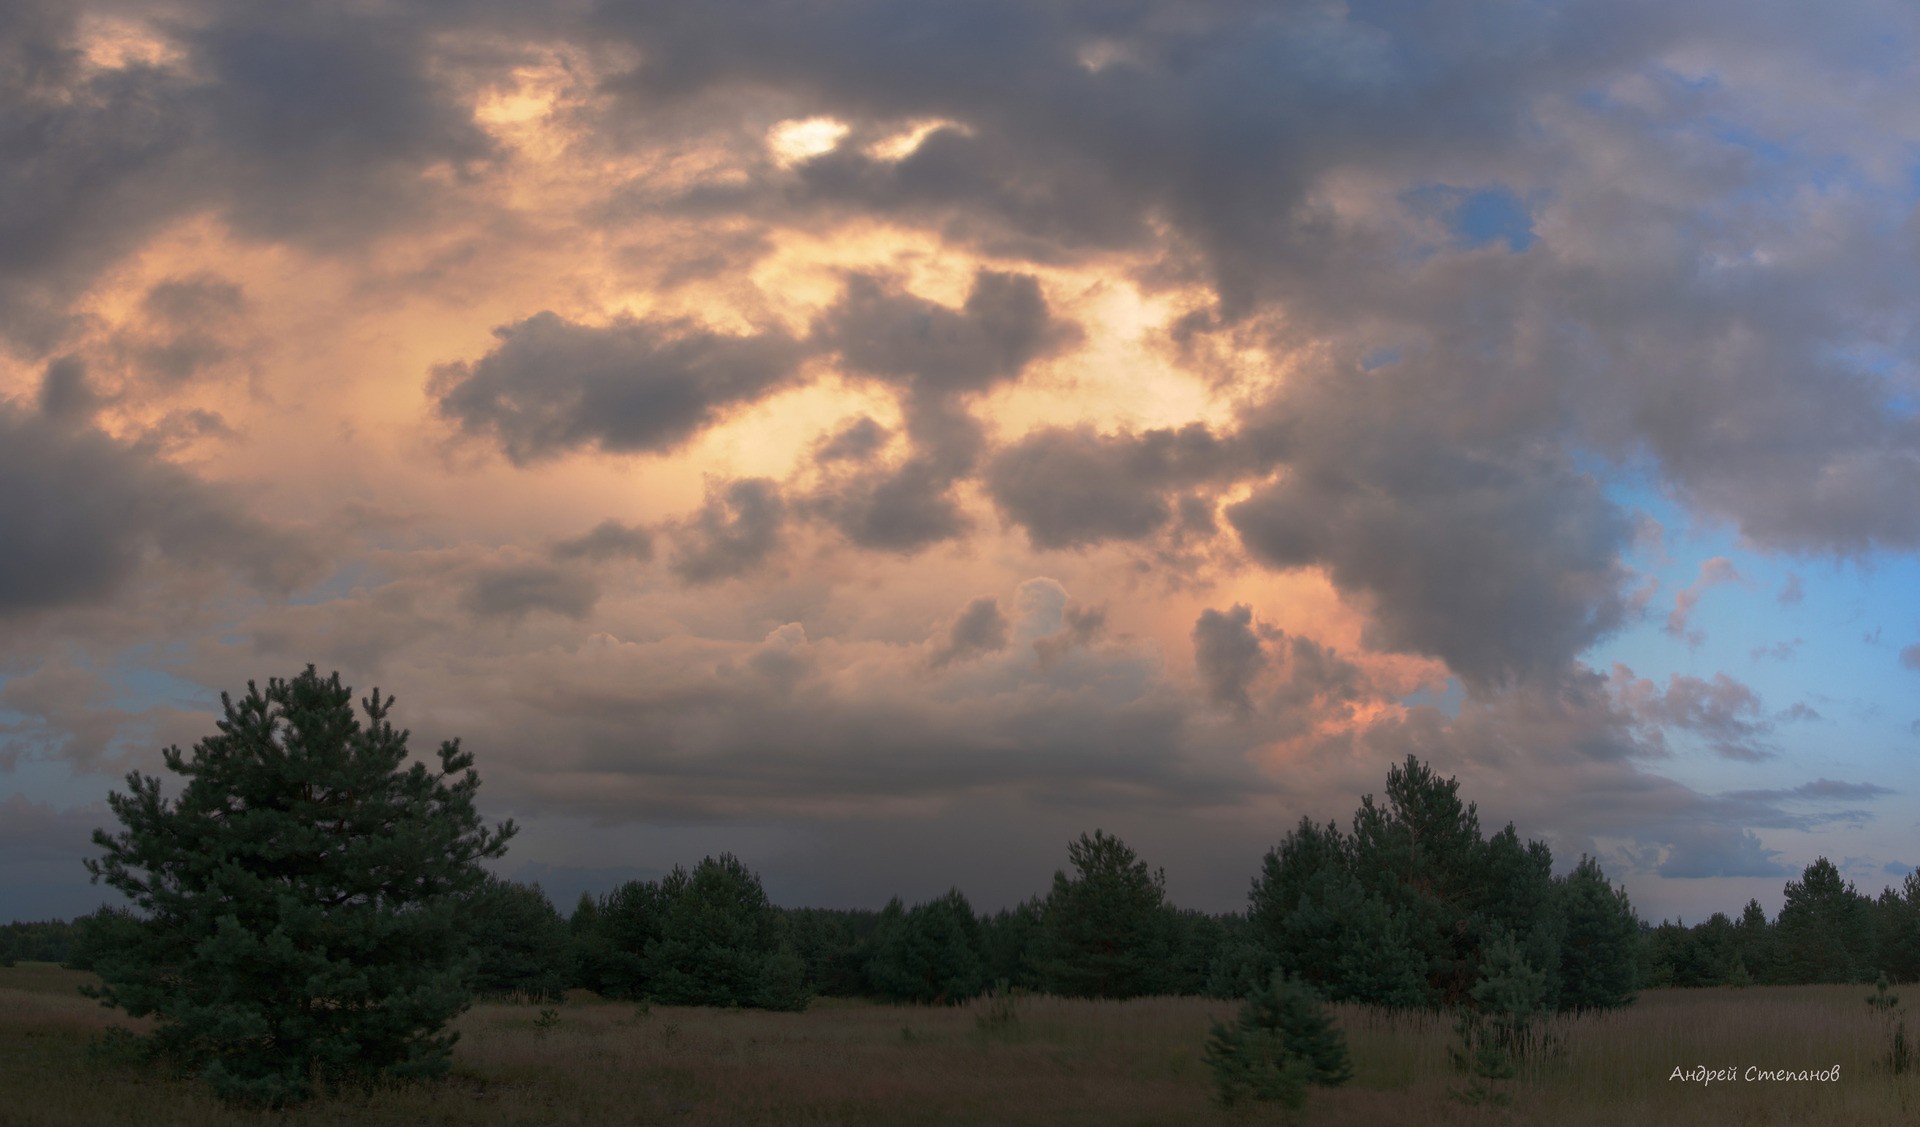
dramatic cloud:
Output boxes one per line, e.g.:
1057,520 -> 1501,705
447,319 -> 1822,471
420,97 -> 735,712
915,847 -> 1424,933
0,404 -> 322,617
928,596 -> 1010,668
36,356 -> 95,421
9,0 -> 1920,922
462,562 -> 599,622
669,478 -> 788,583
1191,604 -> 1267,712
1614,668 -> 1777,761
1229,431 -> 1632,688
551,520 -> 655,564
986,424 -> 1244,550
818,270 -> 1078,398
431,314 -> 810,466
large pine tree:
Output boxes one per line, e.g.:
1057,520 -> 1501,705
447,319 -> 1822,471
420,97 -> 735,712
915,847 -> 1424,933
1038,831 -> 1176,998
84,667 -> 515,1105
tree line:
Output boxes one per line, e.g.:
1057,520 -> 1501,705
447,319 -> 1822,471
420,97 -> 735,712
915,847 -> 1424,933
14,763 -> 1913,1008
30,666 -> 1920,1105
1639,860 -> 1920,988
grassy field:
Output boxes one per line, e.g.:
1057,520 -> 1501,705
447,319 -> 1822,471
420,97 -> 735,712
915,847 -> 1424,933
3,963 -> 1916,1125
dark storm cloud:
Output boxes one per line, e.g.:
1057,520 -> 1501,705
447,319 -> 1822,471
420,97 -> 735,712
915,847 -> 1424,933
119,273 -> 248,384
455,628 -> 1256,820
596,0 -> 1658,312
814,416 -> 890,463
142,273 -> 245,324
590,0 -> 1920,676
816,269 -> 1078,397
462,563 -> 600,622
430,312 -> 810,466
1228,428 -> 1632,688
806,399 -> 985,552
0,795 -> 126,920
551,519 -> 655,563
928,596 -> 1010,668
0,404 -> 322,617
1191,604 -> 1266,712
177,5 -> 497,244
669,477 -> 787,583
1270,634 -> 1370,714
985,423 -> 1248,550
804,267 -> 1070,553
0,1 -> 526,350
0,1 -> 198,346
37,356 -> 96,421
813,455 -> 973,551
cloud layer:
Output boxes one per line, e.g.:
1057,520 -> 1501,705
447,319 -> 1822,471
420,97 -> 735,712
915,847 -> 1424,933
4,0 -> 1919,919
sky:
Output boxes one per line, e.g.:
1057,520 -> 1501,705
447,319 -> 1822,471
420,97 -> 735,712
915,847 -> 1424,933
4,0 -> 1920,926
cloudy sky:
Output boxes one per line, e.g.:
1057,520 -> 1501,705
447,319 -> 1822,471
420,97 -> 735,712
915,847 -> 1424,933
5,0 -> 1920,925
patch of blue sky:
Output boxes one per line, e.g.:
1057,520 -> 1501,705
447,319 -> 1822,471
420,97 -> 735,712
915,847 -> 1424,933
1399,676 -> 1464,718
1400,182 -> 1535,253
1582,464 -> 1920,800
104,664 -> 217,714
1359,346 -> 1401,371
1707,121 -> 1794,168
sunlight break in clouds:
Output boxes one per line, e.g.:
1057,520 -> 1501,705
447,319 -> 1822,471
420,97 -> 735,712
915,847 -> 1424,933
767,117 -> 851,166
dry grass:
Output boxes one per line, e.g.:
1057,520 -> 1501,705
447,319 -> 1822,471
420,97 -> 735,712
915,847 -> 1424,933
4,964 -> 1916,1126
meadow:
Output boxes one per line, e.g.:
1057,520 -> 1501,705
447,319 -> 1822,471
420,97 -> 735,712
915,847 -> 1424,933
3,962 -> 1914,1126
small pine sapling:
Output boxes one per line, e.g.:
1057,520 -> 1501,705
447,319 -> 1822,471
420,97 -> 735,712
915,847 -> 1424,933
1204,970 -> 1352,1110
1867,972 -> 1911,1075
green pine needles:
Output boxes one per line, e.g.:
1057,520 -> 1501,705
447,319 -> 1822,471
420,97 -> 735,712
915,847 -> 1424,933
1204,970 -> 1352,1110
1449,931 -> 1559,1106
83,666 -> 516,1106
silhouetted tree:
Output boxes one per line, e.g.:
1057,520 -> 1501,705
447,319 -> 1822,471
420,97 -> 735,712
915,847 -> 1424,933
1555,856 -> 1638,1009
1038,831 -> 1175,998
980,897 -> 1045,992
783,907 -> 881,997
1778,858 -> 1873,984
1249,757 -> 1615,1012
465,878 -> 568,1002
866,889 -> 988,1003
643,854 -> 809,1010
1876,873 -> 1920,984
1735,899 -> 1779,984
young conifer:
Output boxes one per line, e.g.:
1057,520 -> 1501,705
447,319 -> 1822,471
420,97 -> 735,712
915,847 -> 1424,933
83,666 -> 515,1105
1204,970 -> 1352,1109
